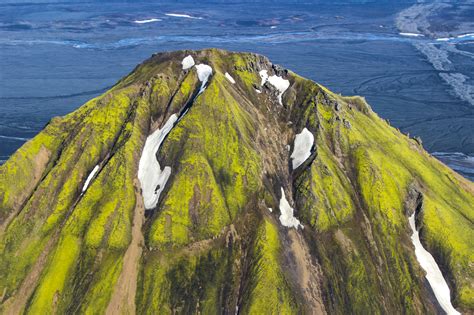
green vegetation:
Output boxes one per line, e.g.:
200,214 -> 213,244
295,86 -> 473,311
148,73 -> 261,250
0,49 -> 472,314
138,244 -> 239,314
242,218 -> 299,314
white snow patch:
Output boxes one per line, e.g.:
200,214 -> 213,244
290,128 -> 314,169
82,165 -> 99,192
182,55 -> 195,70
400,32 -> 424,37
134,18 -> 161,24
255,89 -> 262,94
195,64 -> 213,94
279,188 -> 302,229
138,114 -> 178,209
267,75 -> 290,105
225,72 -> 236,84
408,213 -> 460,315
457,33 -> 474,39
268,207 -> 273,213
259,70 -> 268,86
259,69 -> 290,105
165,13 -> 202,19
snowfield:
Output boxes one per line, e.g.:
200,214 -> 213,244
291,128 -> 314,169
225,72 -> 236,84
182,55 -> 195,70
82,165 -> 99,192
180,57 -> 213,93
138,114 -> 178,209
279,188 -> 302,229
267,75 -> 290,105
400,32 -> 424,37
195,64 -> 213,93
165,13 -> 202,19
408,213 -> 460,315
457,33 -> 474,39
259,70 -> 269,86
139,61 -> 211,209
134,18 -> 161,24
259,69 -> 290,105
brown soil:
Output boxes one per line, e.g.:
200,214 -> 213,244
105,180 -> 145,315
285,229 -> 327,314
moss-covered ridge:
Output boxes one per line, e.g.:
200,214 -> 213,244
0,48 -> 472,314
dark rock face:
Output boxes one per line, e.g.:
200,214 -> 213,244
0,49 -> 472,314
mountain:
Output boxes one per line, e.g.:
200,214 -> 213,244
0,49 -> 472,314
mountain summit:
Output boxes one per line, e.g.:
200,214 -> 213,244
0,49 -> 472,314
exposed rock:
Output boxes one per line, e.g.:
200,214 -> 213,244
343,119 -> 351,129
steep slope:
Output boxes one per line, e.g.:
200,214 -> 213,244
0,49 -> 472,314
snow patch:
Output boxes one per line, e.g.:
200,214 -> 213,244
279,188 -> 302,229
225,72 -> 236,84
82,165 -> 99,192
165,13 -> 202,19
457,33 -> 474,39
138,114 -> 178,209
195,64 -> 213,94
255,89 -> 262,94
408,213 -> 460,315
182,55 -> 195,70
400,32 -> 424,37
259,69 -> 290,105
290,128 -> 314,169
267,76 -> 290,105
268,207 -> 273,213
134,18 -> 161,24
259,70 -> 268,86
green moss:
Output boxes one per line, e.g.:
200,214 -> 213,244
79,252 -> 125,314
0,111 -> 73,221
243,218 -> 298,314
325,91 -> 474,309
149,155 -> 228,248
352,147 -> 409,229
167,71 -> 198,114
298,142 -> 356,231
138,244 -> 239,314
27,234 -> 81,314
0,82 -> 150,313
289,84 -> 473,311
1,49 -> 473,313
148,74 -> 261,250
231,54 -> 260,89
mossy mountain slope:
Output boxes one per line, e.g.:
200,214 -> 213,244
0,49 -> 473,314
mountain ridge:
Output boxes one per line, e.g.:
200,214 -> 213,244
0,48 -> 472,314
